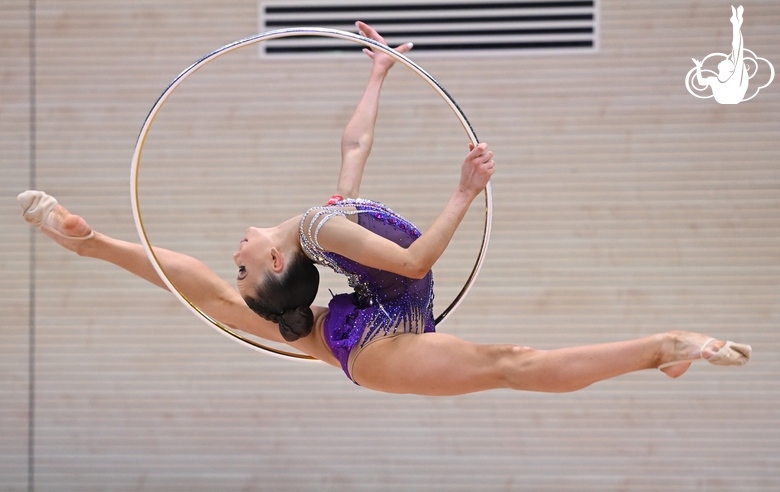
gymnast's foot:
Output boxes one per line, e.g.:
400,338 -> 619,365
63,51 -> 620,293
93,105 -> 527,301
731,5 -> 744,26
657,331 -> 751,378
18,190 -> 94,254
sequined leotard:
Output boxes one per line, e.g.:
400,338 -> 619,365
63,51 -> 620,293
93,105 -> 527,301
300,198 -> 435,382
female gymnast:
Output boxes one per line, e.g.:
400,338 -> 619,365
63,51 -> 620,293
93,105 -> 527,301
692,5 -> 749,104
19,22 -> 750,396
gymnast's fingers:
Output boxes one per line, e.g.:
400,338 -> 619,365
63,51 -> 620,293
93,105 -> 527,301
394,42 -> 413,54
482,156 -> 496,177
474,145 -> 493,165
473,144 -> 495,173
467,142 -> 488,160
356,21 -> 386,45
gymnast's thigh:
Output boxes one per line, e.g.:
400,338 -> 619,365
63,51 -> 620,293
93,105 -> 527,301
350,332 -> 514,396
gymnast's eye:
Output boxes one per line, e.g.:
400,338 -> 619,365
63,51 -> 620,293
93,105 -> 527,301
237,266 -> 247,281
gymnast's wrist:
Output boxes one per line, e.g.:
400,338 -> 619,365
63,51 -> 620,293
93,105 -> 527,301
370,65 -> 391,79
453,186 -> 479,206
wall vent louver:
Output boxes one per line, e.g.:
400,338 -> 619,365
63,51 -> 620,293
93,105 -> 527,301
259,1 -> 598,57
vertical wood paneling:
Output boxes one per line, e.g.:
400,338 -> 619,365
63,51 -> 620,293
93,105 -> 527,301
0,1 -> 32,489
2,0 -> 778,490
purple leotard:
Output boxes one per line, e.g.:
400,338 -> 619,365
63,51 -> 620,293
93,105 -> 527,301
299,198 -> 435,382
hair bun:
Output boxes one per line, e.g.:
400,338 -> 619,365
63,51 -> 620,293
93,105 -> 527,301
277,306 -> 314,342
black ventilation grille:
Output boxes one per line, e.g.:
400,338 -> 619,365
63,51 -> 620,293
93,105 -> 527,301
259,1 -> 598,56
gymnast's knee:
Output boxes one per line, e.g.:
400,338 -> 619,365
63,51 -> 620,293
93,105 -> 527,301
492,344 -> 538,389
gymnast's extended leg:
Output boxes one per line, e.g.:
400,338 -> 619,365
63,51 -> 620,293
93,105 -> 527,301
32,204 -> 235,302
351,331 -> 747,396
19,194 -> 287,343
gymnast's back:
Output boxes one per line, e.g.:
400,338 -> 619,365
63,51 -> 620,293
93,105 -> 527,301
299,198 -> 436,380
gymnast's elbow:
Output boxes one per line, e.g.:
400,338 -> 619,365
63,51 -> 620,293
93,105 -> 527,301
402,257 -> 432,280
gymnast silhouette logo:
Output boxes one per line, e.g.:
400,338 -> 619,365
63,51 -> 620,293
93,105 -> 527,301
685,5 -> 774,104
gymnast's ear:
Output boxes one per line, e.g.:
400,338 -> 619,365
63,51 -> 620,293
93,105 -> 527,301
270,247 -> 285,274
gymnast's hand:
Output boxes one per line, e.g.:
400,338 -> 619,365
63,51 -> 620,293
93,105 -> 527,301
356,21 -> 413,75
458,143 -> 495,198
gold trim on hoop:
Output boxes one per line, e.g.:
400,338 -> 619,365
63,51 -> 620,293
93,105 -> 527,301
130,27 -> 493,361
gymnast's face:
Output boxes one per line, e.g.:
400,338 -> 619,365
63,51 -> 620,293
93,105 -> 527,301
233,226 -> 280,296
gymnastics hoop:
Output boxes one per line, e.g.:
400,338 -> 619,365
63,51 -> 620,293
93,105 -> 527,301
130,27 -> 493,361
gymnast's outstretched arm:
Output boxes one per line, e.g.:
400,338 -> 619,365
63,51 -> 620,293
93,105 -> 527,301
319,142 -> 495,279
692,58 -> 711,87
336,22 -> 412,199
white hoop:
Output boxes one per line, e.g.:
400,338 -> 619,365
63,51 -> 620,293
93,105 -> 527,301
130,28 -> 493,360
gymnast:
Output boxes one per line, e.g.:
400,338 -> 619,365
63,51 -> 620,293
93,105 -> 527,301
18,22 -> 750,396
692,5 -> 749,104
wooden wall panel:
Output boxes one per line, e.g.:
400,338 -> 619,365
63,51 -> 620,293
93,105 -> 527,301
0,1 -> 32,489
2,0 -> 778,490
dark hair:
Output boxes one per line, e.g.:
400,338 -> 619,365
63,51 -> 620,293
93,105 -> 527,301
242,250 -> 320,342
